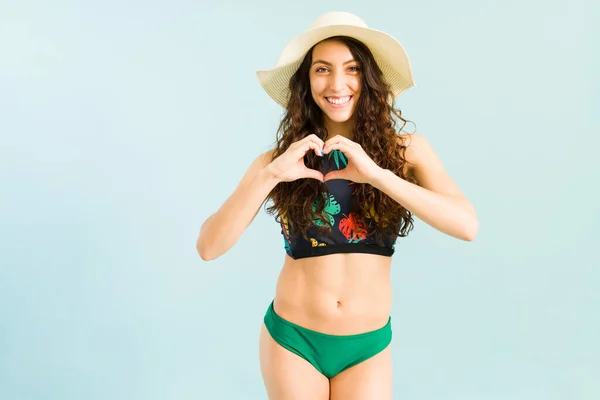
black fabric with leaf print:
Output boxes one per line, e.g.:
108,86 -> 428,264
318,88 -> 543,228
280,150 -> 398,259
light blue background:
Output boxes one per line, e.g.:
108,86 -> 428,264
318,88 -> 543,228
1,0 -> 598,399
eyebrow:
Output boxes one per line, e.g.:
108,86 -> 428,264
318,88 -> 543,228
311,59 -> 358,66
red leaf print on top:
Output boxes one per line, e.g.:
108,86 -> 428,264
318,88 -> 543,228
339,213 -> 368,242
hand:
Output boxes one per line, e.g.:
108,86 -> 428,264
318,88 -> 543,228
322,135 -> 383,184
265,134 -> 325,182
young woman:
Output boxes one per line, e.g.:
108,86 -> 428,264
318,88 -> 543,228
197,11 -> 478,400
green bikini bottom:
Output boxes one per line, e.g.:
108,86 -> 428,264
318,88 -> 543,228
263,300 -> 392,379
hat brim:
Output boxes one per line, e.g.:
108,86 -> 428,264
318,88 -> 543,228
257,25 -> 416,108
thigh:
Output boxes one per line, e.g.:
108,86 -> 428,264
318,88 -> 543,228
259,323 -> 329,400
329,344 -> 393,400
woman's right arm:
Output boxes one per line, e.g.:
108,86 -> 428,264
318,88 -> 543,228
196,150 -> 279,261
196,134 -> 325,261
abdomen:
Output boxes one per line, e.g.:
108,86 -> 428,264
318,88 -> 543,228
272,253 -> 392,335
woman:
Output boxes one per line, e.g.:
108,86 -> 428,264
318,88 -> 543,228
197,11 -> 478,400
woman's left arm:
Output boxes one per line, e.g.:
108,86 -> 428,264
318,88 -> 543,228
371,134 -> 478,241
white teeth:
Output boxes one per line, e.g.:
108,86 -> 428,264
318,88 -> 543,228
326,96 -> 351,105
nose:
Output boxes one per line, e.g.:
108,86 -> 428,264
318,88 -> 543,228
329,70 -> 346,92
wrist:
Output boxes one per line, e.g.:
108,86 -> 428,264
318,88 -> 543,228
370,167 -> 391,189
260,164 -> 283,186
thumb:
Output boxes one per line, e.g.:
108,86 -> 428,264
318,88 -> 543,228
323,170 -> 345,182
303,167 -> 324,182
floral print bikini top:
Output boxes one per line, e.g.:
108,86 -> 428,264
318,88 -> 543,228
280,150 -> 399,260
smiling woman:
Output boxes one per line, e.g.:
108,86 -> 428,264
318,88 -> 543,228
196,11 -> 477,400
267,34 -> 420,249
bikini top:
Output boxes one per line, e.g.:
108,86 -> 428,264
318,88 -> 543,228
279,149 -> 398,260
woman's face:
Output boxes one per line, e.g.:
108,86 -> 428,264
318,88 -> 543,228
309,40 -> 362,125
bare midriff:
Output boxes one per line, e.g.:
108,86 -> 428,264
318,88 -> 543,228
272,252 -> 393,335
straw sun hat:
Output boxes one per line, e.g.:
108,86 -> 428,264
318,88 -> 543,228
256,11 -> 416,108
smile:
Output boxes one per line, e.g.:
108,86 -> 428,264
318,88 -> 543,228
325,96 -> 352,105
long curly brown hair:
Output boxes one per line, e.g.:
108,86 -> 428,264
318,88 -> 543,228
265,36 -> 417,244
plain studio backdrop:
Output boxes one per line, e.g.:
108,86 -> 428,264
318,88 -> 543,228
1,0 -> 598,399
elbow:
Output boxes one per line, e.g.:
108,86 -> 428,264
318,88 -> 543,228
196,238 -> 219,262
198,249 -> 217,262
462,218 -> 479,242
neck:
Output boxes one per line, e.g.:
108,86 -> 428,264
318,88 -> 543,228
324,116 -> 355,140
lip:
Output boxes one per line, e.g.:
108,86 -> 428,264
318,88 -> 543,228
325,95 -> 353,109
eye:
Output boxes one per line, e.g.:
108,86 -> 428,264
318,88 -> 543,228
349,65 -> 361,72
315,67 -> 328,73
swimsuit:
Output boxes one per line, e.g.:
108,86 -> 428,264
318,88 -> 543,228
280,149 -> 398,259
264,300 -> 392,379
264,149 -> 396,378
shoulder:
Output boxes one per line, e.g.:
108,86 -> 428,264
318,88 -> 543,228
395,133 -> 434,174
397,132 -> 430,159
258,148 -> 276,167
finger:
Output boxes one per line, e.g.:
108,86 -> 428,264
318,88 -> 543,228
309,138 -> 324,156
305,134 -> 325,147
297,134 -> 324,149
323,140 -> 354,156
303,135 -> 325,153
324,135 -> 354,147
294,141 -> 322,158
309,139 -> 325,156
301,138 -> 324,156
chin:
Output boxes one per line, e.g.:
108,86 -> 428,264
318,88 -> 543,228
320,104 -> 358,124
324,113 -> 354,123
